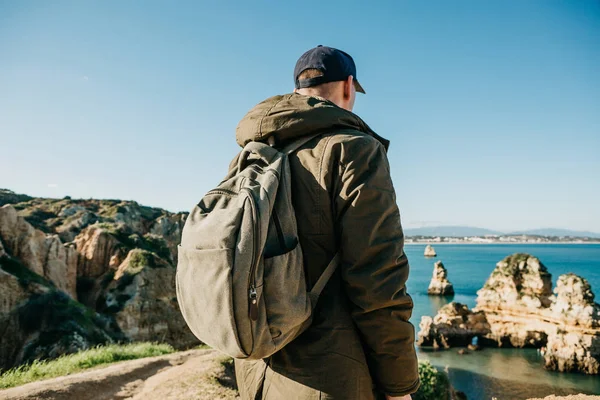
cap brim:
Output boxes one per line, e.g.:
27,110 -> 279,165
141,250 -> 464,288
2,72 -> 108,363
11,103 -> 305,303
354,79 -> 366,94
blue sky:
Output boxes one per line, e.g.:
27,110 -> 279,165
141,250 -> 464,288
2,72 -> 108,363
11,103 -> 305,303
1,1 -> 598,232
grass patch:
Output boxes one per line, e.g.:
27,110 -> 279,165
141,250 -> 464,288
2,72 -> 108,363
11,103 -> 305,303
0,342 -> 175,389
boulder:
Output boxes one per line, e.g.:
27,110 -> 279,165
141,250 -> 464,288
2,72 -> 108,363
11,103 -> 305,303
428,261 -> 454,296
424,244 -> 437,257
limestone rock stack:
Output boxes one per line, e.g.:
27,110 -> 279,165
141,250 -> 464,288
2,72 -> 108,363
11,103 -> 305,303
417,253 -> 600,375
428,261 -> 454,296
543,274 -> 600,374
424,244 -> 437,257
475,253 -> 553,347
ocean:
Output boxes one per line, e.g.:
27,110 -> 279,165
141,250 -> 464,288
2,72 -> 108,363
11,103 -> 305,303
404,243 -> 600,399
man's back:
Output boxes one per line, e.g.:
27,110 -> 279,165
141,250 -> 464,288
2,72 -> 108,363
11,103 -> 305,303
233,93 -> 419,400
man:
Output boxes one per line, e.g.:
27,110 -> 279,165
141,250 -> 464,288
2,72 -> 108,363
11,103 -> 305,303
234,45 -> 419,400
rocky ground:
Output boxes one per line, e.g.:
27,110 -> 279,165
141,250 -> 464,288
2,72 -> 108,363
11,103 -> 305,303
417,253 -> 600,374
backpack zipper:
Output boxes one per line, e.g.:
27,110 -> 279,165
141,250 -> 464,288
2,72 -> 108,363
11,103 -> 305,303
245,189 -> 260,321
205,188 -> 238,196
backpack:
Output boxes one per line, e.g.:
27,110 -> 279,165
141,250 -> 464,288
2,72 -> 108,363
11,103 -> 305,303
176,134 -> 339,360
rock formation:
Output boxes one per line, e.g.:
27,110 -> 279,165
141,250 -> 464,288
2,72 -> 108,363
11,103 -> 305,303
0,205 -> 78,298
417,253 -> 600,375
0,189 -> 198,370
417,302 -> 490,348
428,261 -> 454,295
475,253 -> 553,347
75,225 -> 125,279
100,249 -> 197,349
542,274 -> 600,374
424,244 -> 437,257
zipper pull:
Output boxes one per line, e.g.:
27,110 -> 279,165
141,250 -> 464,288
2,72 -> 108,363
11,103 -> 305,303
249,287 -> 258,321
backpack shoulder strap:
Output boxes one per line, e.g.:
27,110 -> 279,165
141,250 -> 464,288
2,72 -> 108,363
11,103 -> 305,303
308,252 -> 341,309
279,131 -> 341,309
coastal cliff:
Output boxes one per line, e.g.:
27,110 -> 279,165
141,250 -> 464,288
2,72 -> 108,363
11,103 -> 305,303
0,189 -> 197,371
417,253 -> 600,375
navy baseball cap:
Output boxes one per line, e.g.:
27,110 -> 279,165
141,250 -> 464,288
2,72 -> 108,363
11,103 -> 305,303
294,45 -> 365,94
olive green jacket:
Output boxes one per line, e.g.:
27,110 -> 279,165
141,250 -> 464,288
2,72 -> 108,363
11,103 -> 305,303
232,93 -> 419,399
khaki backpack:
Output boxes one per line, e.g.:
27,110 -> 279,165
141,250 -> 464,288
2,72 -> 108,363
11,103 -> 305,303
176,134 -> 339,360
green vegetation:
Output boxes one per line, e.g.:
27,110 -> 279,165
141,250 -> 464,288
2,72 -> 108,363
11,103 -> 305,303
137,204 -> 164,221
0,189 -> 33,207
0,256 -> 54,289
16,208 -> 57,233
128,249 -> 161,271
17,291 -> 117,363
414,361 -> 453,400
0,342 -> 174,389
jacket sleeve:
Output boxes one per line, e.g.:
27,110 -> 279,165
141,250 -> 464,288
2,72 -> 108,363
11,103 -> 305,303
333,135 -> 420,396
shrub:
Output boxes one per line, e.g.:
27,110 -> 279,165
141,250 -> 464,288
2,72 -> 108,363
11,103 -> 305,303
414,361 -> 452,400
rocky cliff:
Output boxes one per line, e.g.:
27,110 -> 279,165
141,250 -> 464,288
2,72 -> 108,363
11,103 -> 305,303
428,261 -> 454,296
0,189 -> 197,371
417,253 -> 600,375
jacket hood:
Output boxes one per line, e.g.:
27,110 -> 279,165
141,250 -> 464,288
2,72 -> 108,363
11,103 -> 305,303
235,93 -> 389,150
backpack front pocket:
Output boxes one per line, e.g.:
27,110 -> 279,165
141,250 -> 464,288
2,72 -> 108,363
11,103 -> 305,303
176,245 -> 246,358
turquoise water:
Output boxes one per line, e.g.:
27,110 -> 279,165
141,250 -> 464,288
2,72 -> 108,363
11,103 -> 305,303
405,244 -> 600,399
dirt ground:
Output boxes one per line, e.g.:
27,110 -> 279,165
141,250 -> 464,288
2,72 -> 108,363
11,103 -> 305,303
0,349 -> 239,400
1,350 -> 597,400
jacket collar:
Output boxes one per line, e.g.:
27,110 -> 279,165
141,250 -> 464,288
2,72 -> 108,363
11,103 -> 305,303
236,93 -> 390,151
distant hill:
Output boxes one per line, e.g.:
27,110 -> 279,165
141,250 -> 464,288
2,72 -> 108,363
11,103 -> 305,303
404,226 -> 502,237
508,229 -> 600,238
404,225 -> 600,238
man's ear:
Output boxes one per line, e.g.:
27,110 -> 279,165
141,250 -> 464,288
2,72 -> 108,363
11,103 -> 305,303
344,75 -> 354,99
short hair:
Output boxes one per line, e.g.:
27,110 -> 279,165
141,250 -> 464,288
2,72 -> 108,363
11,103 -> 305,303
296,68 -> 338,98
